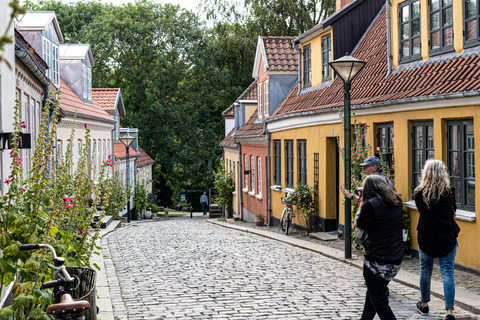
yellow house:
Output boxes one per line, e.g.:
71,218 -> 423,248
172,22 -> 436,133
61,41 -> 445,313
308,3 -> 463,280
266,0 -> 480,271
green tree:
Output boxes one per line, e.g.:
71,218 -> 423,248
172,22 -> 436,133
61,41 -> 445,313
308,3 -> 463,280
213,164 -> 234,218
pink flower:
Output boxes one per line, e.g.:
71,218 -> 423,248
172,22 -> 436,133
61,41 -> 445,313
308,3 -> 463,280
4,179 -> 10,185
66,204 -> 74,209
76,228 -> 83,235
84,123 -> 87,128
376,146 -> 381,151
15,157 -> 22,165
21,188 -> 26,192
108,155 -> 112,160
21,121 -> 26,128
63,197 -> 72,203
9,150 -> 14,158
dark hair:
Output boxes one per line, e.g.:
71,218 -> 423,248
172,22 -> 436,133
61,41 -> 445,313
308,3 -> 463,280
360,174 -> 402,208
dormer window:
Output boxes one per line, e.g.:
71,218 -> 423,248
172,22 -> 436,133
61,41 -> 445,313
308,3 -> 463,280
322,35 -> 331,81
400,0 -> 421,61
258,83 -> 263,119
303,44 -> 312,88
429,0 -> 453,55
82,63 -> 92,101
264,80 -> 269,117
465,0 -> 480,47
42,37 -> 60,87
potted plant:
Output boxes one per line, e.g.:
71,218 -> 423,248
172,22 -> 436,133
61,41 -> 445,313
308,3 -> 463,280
255,214 -> 265,226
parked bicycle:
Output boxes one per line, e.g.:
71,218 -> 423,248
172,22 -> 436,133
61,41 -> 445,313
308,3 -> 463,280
19,244 -> 90,320
280,191 -> 295,235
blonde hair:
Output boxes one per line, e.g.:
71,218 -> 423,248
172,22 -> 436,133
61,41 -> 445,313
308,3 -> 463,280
414,159 -> 450,207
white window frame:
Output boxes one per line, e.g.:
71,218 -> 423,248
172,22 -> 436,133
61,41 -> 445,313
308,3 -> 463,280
258,83 -> 263,119
264,80 -> 269,117
257,157 -> 262,195
42,36 -> 60,87
251,156 -> 255,193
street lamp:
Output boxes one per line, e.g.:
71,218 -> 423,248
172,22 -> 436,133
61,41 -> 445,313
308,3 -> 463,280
120,133 -> 135,223
329,53 -> 366,259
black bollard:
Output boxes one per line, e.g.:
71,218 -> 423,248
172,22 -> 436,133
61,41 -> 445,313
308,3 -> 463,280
190,206 -> 193,219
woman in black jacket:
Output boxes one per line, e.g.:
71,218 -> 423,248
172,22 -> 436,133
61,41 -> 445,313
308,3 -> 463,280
414,159 -> 458,320
357,174 -> 404,320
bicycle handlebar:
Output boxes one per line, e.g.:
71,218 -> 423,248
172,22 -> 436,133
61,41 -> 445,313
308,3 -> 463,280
19,243 -> 59,260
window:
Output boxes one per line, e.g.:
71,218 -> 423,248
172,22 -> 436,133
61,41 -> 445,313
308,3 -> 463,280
429,0 -> 453,54
244,155 -> 248,189
264,80 -> 269,117
412,122 -> 434,190
258,83 -> 263,119
56,140 -> 63,160
465,0 -> 480,46
314,153 -> 319,215
303,44 -> 311,88
377,123 -> 394,175
78,140 -> 82,164
322,34 -> 331,80
298,140 -> 307,185
251,156 -> 255,193
400,0 -> 421,60
107,140 -> 110,159
82,64 -> 88,100
233,162 -> 236,189
42,37 -> 60,87
448,120 -> 475,211
98,141 -> 101,169
103,140 -> 106,161
257,157 -> 262,195
274,140 -> 282,185
286,140 -> 294,188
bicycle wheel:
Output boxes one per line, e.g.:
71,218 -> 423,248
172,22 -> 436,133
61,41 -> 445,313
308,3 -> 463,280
284,207 -> 291,235
280,207 -> 286,231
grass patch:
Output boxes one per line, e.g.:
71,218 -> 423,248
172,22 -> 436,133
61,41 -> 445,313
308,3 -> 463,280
217,217 -> 226,222
157,213 -> 186,218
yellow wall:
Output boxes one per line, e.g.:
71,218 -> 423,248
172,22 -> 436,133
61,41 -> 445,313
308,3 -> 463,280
224,148 -> 240,215
301,29 -> 333,88
269,104 -> 480,270
391,0 -> 465,68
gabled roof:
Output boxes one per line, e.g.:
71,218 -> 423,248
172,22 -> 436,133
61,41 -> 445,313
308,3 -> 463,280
92,88 -> 126,117
60,44 -> 94,66
272,7 -> 480,118
234,110 -> 264,138
113,141 -> 138,160
58,78 -> 115,123
222,81 -> 258,117
219,128 -> 237,148
136,146 -> 155,168
16,11 -> 64,43
252,36 -> 298,79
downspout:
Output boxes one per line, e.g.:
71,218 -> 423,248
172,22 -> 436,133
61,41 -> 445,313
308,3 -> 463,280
386,0 -> 392,78
292,40 -> 302,95
237,140 -> 244,221
265,123 -> 272,226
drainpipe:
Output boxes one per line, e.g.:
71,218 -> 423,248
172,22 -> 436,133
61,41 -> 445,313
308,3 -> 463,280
237,140 -> 244,221
386,0 -> 392,78
265,123 -> 272,226
292,40 -> 302,95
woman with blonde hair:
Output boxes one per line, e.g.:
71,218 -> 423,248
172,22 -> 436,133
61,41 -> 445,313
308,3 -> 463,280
414,159 -> 459,320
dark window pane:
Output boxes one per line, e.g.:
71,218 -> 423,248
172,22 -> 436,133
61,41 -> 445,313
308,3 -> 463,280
466,0 -> 477,18
443,7 -> 453,26
431,0 -> 439,10
412,1 -> 420,18
402,5 -> 410,22
413,20 -> 421,36
466,20 -> 477,41
431,12 -> 440,29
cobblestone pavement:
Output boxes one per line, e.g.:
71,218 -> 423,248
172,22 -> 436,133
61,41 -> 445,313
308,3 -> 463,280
102,215 -> 480,320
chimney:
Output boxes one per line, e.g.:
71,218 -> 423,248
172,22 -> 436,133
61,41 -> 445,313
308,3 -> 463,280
336,0 -> 354,11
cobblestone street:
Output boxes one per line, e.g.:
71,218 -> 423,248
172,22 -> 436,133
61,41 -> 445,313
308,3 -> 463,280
102,215 -> 480,320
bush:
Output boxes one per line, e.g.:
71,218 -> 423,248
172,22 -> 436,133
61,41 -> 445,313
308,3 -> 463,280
151,204 -> 160,213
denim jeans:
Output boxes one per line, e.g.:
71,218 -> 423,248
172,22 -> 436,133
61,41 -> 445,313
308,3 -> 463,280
201,202 -> 208,215
361,266 -> 397,320
419,244 -> 457,310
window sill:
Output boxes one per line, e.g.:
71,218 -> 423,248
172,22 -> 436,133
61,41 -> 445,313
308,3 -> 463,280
284,187 -> 295,194
404,200 -> 476,222
242,188 -> 249,193
255,194 -> 262,200
270,185 -> 283,192
248,191 -> 255,197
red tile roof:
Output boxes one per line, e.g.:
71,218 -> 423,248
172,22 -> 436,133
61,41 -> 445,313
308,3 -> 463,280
219,128 -> 237,148
136,145 -> 155,168
235,110 -> 264,137
273,8 -> 480,117
113,141 -> 138,159
92,88 -> 122,116
59,79 -> 115,122
263,37 -> 298,72
222,81 -> 258,117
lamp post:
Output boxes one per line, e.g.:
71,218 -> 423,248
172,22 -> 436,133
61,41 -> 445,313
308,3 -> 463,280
329,53 -> 366,259
120,133 -> 135,223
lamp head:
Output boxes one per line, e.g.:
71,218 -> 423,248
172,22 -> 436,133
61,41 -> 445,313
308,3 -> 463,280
120,133 -> 135,147
329,53 -> 366,83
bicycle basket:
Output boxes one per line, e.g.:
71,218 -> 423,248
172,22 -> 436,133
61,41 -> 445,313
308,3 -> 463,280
66,267 -> 97,320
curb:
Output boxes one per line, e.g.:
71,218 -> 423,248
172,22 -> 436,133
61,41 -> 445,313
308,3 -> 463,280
207,219 -> 480,315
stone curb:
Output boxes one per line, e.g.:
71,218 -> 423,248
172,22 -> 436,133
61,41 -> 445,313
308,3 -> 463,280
207,219 -> 480,315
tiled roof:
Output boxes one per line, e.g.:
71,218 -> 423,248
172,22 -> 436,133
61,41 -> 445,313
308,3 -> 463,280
263,37 -> 298,72
274,8 -> 480,117
234,110 -> 264,137
113,141 -> 138,159
92,88 -> 125,117
222,81 -> 258,116
58,79 -> 115,122
136,145 -> 155,168
219,128 -> 237,148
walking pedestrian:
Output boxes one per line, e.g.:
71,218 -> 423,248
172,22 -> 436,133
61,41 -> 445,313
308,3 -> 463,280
200,192 -> 209,216
356,174 -> 404,320
414,159 -> 459,320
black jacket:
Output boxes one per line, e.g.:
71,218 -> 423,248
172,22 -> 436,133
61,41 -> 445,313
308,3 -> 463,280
414,188 -> 457,258
357,197 -> 404,264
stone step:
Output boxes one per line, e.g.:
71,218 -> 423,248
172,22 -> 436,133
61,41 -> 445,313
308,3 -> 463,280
92,215 -> 114,229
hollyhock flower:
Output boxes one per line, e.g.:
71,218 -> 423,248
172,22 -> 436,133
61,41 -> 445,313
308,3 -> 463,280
21,188 -> 26,192
4,179 -> 10,185
15,157 -> 22,165
21,121 -> 26,128
84,123 -> 87,128
66,204 -> 74,209
63,197 -> 72,203
9,150 -> 14,158
76,228 -> 83,235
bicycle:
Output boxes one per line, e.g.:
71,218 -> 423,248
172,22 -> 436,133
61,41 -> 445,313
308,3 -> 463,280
280,191 -> 295,235
19,244 -> 90,320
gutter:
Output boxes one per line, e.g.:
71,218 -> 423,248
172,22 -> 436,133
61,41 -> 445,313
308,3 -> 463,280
292,40 -> 302,95
265,122 -> 272,226
15,45 -> 50,86
386,0 -> 392,78
237,140 -> 244,221
62,110 -> 117,124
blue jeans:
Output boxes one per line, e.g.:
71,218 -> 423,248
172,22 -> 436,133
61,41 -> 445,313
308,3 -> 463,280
201,202 -> 208,215
419,245 -> 457,310
361,266 -> 396,320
